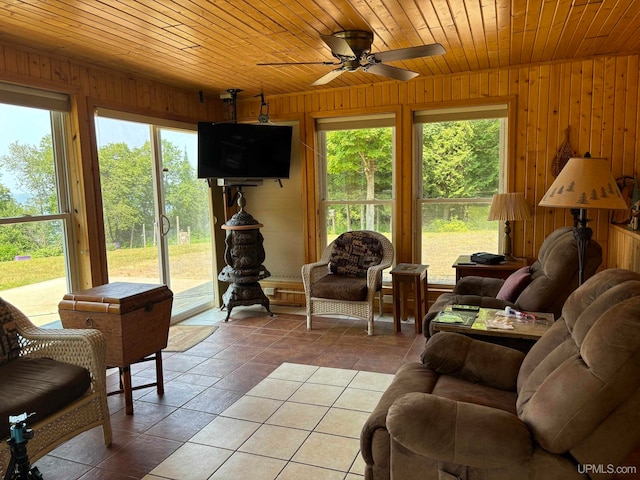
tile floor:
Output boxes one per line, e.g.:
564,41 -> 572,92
34,305 -> 427,479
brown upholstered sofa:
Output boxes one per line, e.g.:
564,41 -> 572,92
424,226 -> 602,336
361,268 -> 640,480
0,298 -> 112,472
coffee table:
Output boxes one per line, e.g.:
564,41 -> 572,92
432,306 -> 553,341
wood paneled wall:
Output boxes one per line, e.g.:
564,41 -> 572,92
1,37 -> 639,286
236,55 -> 640,266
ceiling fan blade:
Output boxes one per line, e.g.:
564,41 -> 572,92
257,61 -> 339,66
320,34 -> 356,58
364,63 -> 419,81
311,68 -> 346,86
373,43 -> 446,63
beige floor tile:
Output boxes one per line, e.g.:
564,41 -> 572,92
246,377 -> 303,400
288,382 -> 345,406
208,451 -> 286,480
266,401 -> 329,430
189,416 -> 260,450
150,443 -> 231,480
348,371 -> 395,391
334,388 -> 383,412
276,462 -> 346,480
291,432 -> 360,471
238,424 -> 309,460
314,407 -> 370,438
350,450 -> 366,475
268,362 -> 319,382
307,366 -> 358,386
345,474 -> 365,479
220,395 -> 283,422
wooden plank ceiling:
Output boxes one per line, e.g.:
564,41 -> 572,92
1,0 -> 639,98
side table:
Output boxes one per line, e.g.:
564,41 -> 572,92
390,263 -> 429,334
59,282 -> 173,415
452,255 -> 528,282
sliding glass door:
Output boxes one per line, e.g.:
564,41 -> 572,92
95,115 -> 214,320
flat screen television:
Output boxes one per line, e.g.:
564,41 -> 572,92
197,122 -> 293,180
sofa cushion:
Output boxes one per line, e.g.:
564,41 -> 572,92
328,231 -> 383,277
496,266 -> 532,302
0,297 -> 20,366
311,274 -> 369,301
0,357 -> 91,439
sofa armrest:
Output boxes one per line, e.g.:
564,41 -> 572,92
360,363 -> 438,465
420,332 -> 524,391
387,392 -> 532,468
301,261 -> 330,287
453,276 -> 504,296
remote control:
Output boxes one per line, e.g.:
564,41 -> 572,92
452,304 -> 480,312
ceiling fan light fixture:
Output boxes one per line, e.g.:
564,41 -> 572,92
257,29 -> 446,86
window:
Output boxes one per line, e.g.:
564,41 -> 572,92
415,105 -> 508,284
317,115 -> 395,249
0,83 -> 74,325
95,111 -> 214,320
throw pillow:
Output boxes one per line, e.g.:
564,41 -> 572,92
496,266 -> 532,302
0,298 -> 21,366
328,231 -> 384,277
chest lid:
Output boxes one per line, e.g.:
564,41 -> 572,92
59,282 -> 173,315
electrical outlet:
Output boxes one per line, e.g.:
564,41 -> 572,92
264,287 -> 276,296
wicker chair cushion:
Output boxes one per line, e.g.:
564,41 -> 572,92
0,357 -> 91,439
328,231 -> 383,277
311,274 -> 369,301
0,298 -> 20,366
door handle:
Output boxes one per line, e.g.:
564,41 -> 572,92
160,214 -> 171,237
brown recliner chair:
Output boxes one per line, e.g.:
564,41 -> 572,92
361,268 -> 640,480
424,226 -> 603,336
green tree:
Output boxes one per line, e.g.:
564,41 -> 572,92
99,139 -> 209,248
1,136 -> 57,215
325,128 -> 392,230
99,142 -> 154,248
161,144 -> 209,239
0,135 -> 62,254
421,119 -> 500,222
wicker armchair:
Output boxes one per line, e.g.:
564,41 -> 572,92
302,231 -> 394,335
0,300 -> 112,472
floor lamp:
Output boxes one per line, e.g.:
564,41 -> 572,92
539,156 -> 627,285
488,192 -> 532,259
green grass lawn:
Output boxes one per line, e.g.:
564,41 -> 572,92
0,242 -> 212,290
0,230 -> 498,291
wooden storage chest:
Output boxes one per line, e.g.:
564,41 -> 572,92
58,282 -> 173,366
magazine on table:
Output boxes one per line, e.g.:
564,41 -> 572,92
433,308 -> 478,327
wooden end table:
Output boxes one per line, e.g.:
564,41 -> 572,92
452,255 -> 529,282
390,263 -> 429,334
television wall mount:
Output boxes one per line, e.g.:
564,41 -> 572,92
220,88 -> 242,123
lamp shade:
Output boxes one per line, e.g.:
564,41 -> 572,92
488,192 -> 532,221
539,157 -> 627,210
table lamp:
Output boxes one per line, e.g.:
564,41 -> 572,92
488,192 -> 532,259
538,155 -> 627,284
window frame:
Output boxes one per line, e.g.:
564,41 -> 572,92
0,83 -> 77,293
413,103 -> 510,280
316,113 -> 396,253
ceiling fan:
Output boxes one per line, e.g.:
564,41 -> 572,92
258,30 -> 446,86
